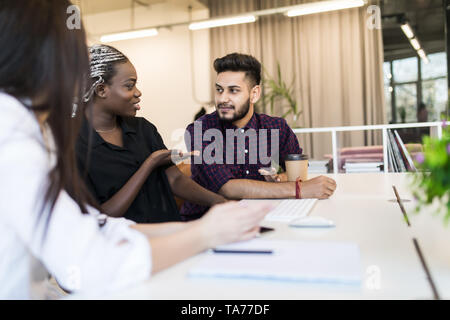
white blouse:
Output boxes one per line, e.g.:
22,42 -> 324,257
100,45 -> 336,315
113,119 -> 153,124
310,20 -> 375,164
0,92 -> 152,299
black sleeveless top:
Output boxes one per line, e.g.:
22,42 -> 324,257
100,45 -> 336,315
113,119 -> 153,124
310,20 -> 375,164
76,116 -> 180,223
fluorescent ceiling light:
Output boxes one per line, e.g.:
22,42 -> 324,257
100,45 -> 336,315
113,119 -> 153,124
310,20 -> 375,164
400,23 -> 414,39
409,38 -> 421,51
285,0 -> 365,17
101,28 -> 158,43
189,15 -> 256,30
417,49 -> 430,64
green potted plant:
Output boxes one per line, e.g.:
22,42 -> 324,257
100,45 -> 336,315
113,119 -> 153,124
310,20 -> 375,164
258,62 -> 301,124
412,120 -> 450,223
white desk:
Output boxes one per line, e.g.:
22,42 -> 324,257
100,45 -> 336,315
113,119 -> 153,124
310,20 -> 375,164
400,189 -> 450,299
76,173 -> 449,300
368,173 -> 450,299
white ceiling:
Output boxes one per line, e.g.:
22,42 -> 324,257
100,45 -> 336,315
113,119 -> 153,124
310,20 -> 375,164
72,0 -> 206,15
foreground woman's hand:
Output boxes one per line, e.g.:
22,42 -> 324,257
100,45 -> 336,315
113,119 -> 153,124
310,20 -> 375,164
146,201 -> 273,275
196,201 -> 274,248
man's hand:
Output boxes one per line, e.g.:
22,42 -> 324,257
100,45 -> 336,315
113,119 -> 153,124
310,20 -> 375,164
258,167 -> 287,183
300,176 -> 337,199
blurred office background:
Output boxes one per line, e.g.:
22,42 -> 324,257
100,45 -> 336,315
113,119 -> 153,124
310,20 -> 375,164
72,0 -> 449,171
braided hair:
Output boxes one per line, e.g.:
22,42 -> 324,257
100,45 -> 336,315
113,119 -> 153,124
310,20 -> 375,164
83,44 -> 128,103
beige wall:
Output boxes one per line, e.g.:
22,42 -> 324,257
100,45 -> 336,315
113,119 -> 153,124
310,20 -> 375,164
82,2 -> 211,150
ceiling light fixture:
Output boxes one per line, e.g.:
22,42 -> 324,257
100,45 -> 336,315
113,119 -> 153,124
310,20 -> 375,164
188,15 -> 257,30
418,49 -> 430,64
400,19 -> 429,64
400,22 -> 414,39
409,38 -> 421,51
100,28 -> 158,43
285,0 -> 365,17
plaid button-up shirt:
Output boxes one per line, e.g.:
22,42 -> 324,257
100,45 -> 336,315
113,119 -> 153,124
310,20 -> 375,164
180,111 -> 302,220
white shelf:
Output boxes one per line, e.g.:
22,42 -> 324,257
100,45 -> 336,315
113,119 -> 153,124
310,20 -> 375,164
292,122 -> 443,173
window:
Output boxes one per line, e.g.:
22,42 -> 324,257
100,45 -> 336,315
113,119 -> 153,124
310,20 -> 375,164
422,52 -> 446,80
384,85 -> 392,122
384,52 -> 448,124
383,62 -> 392,122
383,61 -> 392,84
421,52 -> 448,120
422,78 -> 447,120
393,57 -> 418,83
395,84 -> 417,123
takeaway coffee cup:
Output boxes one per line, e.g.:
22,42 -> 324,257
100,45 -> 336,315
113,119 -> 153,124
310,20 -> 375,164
285,154 -> 309,182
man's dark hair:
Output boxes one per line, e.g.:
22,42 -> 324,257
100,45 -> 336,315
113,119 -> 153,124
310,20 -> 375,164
213,53 -> 261,88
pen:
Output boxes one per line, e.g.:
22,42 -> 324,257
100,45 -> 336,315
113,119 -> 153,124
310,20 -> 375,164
212,249 -> 273,254
392,185 -> 411,227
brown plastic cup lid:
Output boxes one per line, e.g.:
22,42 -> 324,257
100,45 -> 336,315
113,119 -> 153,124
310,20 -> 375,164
285,154 -> 308,161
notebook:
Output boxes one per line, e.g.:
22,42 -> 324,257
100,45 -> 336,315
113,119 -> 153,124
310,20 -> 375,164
189,239 -> 361,285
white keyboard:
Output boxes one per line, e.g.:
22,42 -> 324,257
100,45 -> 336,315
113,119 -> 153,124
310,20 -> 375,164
265,199 -> 317,222
240,199 -> 318,222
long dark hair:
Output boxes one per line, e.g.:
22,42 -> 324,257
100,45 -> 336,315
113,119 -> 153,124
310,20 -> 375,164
0,1 -> 100,227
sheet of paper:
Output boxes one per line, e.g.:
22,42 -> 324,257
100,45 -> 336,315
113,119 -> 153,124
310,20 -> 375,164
189,239 -> 361,284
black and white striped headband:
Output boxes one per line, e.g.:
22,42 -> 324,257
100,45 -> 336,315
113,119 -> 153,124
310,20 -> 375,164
83,44 -> 127,102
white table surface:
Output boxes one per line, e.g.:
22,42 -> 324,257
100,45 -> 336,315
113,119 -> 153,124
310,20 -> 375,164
72,173 -> 450,300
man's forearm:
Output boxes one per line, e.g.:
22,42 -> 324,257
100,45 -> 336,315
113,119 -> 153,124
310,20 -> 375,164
219,179 -> 296,200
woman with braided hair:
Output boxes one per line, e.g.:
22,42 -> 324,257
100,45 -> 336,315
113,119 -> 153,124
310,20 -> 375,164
0,0 -> 271,299
76,44 -> 229,223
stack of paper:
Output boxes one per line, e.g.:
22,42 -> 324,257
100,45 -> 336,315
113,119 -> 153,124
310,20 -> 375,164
189,239 -> 361,285
308,160 -> 329,173
343,161 -> 383,173
309,160 -> 329,174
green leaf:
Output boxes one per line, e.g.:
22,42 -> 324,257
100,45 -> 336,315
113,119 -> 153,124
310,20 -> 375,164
261,60 -> 302,122
282,109 -> 293,118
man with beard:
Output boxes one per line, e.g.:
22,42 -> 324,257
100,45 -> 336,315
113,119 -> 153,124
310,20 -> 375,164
180,53 -> 336,221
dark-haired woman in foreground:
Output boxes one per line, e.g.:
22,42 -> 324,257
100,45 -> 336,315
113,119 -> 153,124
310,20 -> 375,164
0,0 -> 270,299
